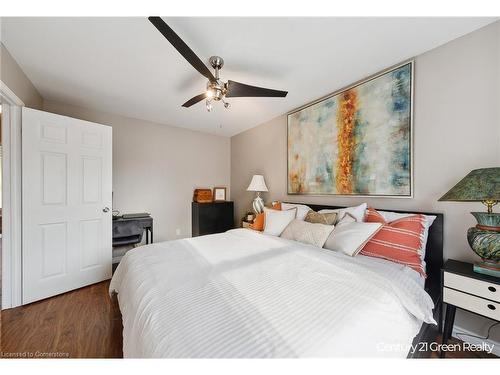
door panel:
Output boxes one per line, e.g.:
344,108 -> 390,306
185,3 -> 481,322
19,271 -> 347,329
41,152 -> 68,205
80,219 -> 102,269
82,156 -> 102,203
41,123 -> 67,144
22,108 -> 112,304
40,222 -> 67,278
81,130 -> 103,149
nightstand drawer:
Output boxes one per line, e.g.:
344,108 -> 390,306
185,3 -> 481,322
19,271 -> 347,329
443,287 -> 500,320
444,271 -> 499,303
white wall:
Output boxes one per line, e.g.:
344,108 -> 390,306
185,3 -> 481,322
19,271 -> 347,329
44,100 -> 231,242
231,21 -> 500,341
0,43 -> 43,109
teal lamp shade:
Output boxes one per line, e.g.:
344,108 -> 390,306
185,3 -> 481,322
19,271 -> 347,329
438,167 -> 500,214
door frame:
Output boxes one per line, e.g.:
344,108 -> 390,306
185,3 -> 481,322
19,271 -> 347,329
1,80 -> 24,309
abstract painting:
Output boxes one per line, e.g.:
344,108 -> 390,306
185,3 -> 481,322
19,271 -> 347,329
288,62 -> 413,197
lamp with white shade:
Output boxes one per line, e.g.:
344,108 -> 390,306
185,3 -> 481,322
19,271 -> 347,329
247,175 -> 268,213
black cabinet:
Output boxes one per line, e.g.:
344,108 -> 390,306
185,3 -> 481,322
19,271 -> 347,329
192,201 -> 234,237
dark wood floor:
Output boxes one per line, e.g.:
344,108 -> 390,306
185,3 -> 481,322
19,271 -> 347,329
1,281 -> 122,358
0,281 -> 496,358
428,336 -> 497,359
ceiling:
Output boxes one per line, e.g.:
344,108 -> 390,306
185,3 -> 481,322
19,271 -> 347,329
0,17 -> 496,136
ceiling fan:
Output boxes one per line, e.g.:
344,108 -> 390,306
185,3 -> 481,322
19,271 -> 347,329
148,16 -> 288,112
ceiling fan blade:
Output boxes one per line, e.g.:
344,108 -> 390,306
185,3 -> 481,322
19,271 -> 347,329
182,93 -> 207,108
148,16 -> 216,83
226,80 -> 288,98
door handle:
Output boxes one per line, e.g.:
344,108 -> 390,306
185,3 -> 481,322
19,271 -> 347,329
103,207 -> 110,213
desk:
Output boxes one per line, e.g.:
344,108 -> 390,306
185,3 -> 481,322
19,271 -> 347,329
112,216 -> 153,246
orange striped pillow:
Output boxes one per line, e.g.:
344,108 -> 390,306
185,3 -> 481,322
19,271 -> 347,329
361,208 -> 426,276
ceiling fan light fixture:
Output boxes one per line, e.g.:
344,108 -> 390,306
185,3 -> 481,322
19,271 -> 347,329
147,17 -> 288,110
206,99 -> 213,112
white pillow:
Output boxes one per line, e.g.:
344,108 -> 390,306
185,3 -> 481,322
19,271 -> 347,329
336,213 -> 356,225
319,203 -> 367,223
281,203 -> 311,220
377,210 -> 437,259
324,222 -> 382,256
263,207 -> 297,236
280,219 -> 335,248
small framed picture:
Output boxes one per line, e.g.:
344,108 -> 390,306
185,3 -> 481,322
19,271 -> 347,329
213,187 -> 227,202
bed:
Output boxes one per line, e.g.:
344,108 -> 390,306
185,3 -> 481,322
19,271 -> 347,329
109,204 -> 443,358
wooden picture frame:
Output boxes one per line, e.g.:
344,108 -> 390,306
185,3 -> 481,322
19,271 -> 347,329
213,187 -> 227,202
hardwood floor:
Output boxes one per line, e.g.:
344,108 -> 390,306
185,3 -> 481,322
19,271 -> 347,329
428,336 -> 497,359
0,281 -> 496,358
1,281 -> 122,358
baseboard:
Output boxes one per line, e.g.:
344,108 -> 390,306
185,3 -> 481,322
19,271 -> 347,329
452,324 -> 500,357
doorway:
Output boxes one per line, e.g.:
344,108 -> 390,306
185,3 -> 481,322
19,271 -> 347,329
1,81 -> 24,309
0,99 -> 2,339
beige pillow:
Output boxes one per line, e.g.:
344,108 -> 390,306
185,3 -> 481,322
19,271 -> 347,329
304,210 -> 337,225
280,219 -> 335,248
323,222 -> 382,256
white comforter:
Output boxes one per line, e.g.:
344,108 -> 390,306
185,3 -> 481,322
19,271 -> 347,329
110,229 -> 436,358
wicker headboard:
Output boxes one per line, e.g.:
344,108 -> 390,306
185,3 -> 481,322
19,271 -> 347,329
285,203 -> 444,304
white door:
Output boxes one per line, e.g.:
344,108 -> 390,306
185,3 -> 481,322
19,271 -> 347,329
22,108 -> 112,304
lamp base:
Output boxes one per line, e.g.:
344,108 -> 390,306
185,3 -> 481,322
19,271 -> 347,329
467,212 -> 500,272
473,261 -> 500,278
252,195 -> 264,214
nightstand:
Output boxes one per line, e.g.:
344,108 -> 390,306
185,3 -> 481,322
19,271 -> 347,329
441,259 -> 500,357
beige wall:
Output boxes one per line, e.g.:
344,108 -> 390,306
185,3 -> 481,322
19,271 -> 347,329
231,21 -> 500,343
232,21 -> 500,263
1,42 -> 231,243
0,43 -> 43,109
44,100 -> 231,242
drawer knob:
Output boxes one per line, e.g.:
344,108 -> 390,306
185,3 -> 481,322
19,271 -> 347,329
488,286 -> 497,292
487,304 -> 496,311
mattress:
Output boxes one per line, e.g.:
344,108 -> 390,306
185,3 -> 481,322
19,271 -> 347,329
109,229 -> 436,358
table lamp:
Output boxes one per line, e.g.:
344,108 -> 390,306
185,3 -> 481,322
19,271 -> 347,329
247,175 -> 268,213
438,167 -> 500,277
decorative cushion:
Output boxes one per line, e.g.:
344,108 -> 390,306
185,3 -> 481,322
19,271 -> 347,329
376,210 -> 437,260
324,221 -> 382,256
281,203 -> 311,220
270,201 -> 282,210
304,210 -> 337,225
361,208 -> 426,276
336,212 -> 357,225
280,219 -> 335,248
263,207 -> 297,236
249,212 -> 265,231
318,203 -> 367,224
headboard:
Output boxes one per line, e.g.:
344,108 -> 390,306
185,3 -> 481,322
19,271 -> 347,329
285,203 -> 444,304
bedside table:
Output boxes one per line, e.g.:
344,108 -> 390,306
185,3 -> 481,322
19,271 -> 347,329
441,259 -> 500,357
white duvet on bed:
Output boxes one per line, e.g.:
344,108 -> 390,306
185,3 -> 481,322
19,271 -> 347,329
109,229 -> 435,358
